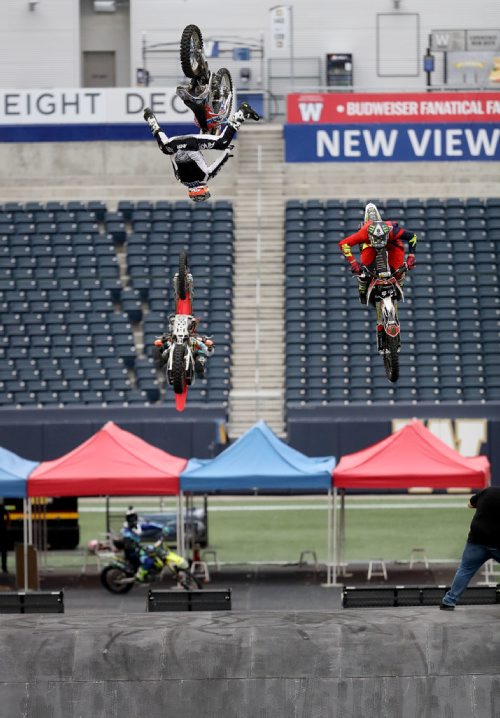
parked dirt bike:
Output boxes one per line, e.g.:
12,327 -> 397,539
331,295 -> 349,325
179,24 -> 233,134
361,243 -> 405,383
100,540 -> 203,594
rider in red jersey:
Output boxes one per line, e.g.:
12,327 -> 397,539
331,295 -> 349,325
338,202 -> 417,305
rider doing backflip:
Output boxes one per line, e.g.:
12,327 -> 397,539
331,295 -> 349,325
152,323 -> 214,379
143,101 -> 260,202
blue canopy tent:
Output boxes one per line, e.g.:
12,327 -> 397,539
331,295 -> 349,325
180,422 -> 336,578
0,447 -> 38,498
181,420 -> 335,494
0,447 -> 39,591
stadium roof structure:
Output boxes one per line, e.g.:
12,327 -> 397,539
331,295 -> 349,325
28,421 -> 185,497
0,447 -> 39,498
333,420 -> 490,491
181,420 -> 336,493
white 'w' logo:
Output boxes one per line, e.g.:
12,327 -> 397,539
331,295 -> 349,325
298,102 -> 323,122
434,33 -> 449,48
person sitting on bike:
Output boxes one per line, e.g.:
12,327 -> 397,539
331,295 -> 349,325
144,101 -> 260,202
120,507 -> 163,571
338,202 -> 417,305
152,327 -> 214,379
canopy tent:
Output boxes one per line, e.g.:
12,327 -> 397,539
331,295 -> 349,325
181,420 -> 335,493
0,447 -> 39,498
327,420 -> 491,584
28,421 -> 186,497
333,419 -> 490,490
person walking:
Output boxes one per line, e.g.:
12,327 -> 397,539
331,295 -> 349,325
441,486 -> 500,610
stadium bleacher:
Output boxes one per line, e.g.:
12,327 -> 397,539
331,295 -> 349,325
285,197 -> 500,405
0,200 -> 234,407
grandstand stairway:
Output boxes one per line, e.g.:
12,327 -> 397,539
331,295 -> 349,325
229,125 -> 286,436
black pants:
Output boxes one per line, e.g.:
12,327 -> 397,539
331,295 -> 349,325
0,540 -> 7,572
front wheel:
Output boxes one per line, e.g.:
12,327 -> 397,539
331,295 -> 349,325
383,335 -> 400,383
100,565 -> 134,594
178,569 -> 203,591
180,25 -> 205,78
172,344 -> 186,394
212,68 -> 233,117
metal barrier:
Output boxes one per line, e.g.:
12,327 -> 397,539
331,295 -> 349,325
342,585 -> 500,608
0,590 -> 64,613
147,588 -> 232,612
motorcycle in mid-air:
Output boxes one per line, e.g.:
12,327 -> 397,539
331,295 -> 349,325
164,251 -> 197,410
360,237 -> 405,383
179,24 -> 234,134
100,537 -> 203,594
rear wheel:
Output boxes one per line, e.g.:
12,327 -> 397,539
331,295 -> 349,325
178,251 -> 189,300
212,68 -> 233,116
172,344 -> 186,394
178,570 -> 203,590
100,565 -> 134,594
180,25 -> 204,78
383,335 -> 400,383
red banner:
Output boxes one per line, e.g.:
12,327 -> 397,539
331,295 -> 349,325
287,91 -> 500,124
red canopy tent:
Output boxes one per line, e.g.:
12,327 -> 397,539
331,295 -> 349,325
325,420 -> 490,585
333,419 -> 490,490
28,421 -> 186,497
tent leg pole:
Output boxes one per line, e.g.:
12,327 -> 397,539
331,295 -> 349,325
178,491 -> 185,556
23,498 -> 28,592
322,487 -> 338,587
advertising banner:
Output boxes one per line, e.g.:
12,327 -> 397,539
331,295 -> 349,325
285,91 -> 500,162
287,91 -> 500,124
0,87 -> 194,142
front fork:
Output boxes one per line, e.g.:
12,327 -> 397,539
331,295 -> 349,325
376,298 -> 401,354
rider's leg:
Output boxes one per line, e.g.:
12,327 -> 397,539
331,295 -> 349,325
358,247 -> 374,304
357,275 -> 368,305
194,354 -> 206,379
229,102 -> 261,129
375,303 -> 384,353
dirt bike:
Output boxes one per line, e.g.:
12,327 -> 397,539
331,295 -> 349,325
165,252 -> 196,407
179,24 -> 234,134
361,244 -> 405,384
100,540 -> 203,594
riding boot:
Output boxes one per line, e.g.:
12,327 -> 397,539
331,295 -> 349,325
357,276 -> 368,304
238,101 -> 261,121
376,324 -> 385,354
135,567 -> 149,583
194,355 -> 206,379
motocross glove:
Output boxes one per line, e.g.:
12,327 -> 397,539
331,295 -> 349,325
144,107 -> 160,134
350,260 -> 362,275
406,254 -> 416,270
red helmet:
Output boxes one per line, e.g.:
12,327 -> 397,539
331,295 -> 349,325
188,184 -> 211,203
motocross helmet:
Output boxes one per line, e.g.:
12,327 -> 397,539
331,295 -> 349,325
367,221 -> 391,248
125,507 -> 139,528
188,184 -> 211,203
364,202 -> 382,223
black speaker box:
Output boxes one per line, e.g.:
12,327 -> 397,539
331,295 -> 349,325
147,588 -> 232,612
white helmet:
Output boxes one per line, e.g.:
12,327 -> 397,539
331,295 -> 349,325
364,202 -> 382,223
